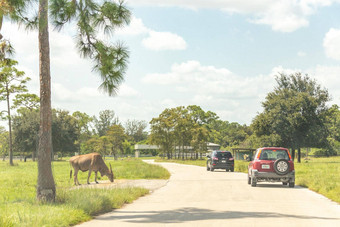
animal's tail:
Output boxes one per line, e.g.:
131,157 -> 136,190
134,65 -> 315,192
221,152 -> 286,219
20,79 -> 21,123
70,169 -> 72,179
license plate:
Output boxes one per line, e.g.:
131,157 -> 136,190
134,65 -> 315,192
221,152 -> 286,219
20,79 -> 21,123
221,160 -> 226,163
262,164 -> 270,169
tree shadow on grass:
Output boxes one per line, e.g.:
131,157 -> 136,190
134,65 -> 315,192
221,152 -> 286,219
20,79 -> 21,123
96,207 -> 339,224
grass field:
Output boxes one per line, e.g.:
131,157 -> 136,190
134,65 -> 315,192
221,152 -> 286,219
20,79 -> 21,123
155,156 -> 340,204
0,158 -> 170,227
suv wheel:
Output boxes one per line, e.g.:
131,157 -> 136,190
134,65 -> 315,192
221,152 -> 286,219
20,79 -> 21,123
251,176 -> 257,187
210,167 -> 214,172
274,159 -> 290,175
248,176 -> 251,185
289,182 -> 295,188
206,162 -> 210,171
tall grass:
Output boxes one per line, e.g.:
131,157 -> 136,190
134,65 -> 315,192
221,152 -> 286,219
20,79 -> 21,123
0,158 -> 169,227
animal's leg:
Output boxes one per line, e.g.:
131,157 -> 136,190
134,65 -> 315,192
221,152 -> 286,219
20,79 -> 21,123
95,171 -> 99,184
74,169 -> 80,185
87,169 -> 92,184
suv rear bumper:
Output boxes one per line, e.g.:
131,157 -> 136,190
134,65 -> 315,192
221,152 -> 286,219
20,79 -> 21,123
212,162 -> 234,169
252,170 -> 295,182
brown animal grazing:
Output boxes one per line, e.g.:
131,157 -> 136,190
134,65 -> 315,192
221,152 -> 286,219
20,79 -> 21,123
69,153 -> 114,185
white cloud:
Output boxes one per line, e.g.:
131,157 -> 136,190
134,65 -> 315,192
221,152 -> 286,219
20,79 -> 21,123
142,60 -> 274,97
127,0 -> 339,32
116,16 -> 150,35
310,65 -> 340,102
141,61 -> 340,123
117,84 -> 139,97
117,16 -> 187,51
249,1 -> 309,33
142,60 -> 278,122
298,51 -> 307,57
142,31 -> 187,51
323,28 -> 340,61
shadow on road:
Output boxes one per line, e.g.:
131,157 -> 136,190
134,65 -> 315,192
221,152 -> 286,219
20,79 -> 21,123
96,207 -> 339,224
254,184 -> 304,189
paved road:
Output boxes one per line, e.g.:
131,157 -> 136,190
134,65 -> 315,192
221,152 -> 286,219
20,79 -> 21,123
78,160 -> 340,227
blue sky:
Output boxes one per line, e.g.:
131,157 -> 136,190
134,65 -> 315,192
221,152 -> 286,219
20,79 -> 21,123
2,0 -> 340,129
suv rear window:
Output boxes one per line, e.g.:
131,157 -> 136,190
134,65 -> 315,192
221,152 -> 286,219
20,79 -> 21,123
214,151 -> 232,159
259,149 -> 289,160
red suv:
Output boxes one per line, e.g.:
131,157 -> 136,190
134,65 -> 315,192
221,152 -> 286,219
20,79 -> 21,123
248,147 -> 295,187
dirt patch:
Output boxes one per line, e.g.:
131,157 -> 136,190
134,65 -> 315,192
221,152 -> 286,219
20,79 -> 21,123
73,179 -> 168,192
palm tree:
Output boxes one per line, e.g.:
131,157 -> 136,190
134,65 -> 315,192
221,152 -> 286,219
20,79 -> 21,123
50,0 -> 131,95
6,0 -> 131,202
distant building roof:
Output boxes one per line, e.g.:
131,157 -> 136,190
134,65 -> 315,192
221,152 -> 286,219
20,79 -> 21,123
207,142 -> 220,147
135,142 -> 220,150
135,144 -> 160,150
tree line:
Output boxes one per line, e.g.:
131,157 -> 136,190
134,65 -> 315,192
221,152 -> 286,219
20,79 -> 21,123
0,108 -> 148,160
2,70 -> 340,165
148,73 -> 340,161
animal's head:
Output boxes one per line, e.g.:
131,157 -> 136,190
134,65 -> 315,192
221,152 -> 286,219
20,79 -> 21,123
108,163 -> 114,182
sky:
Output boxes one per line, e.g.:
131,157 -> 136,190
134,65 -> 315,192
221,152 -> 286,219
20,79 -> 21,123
2,0 -> 340,129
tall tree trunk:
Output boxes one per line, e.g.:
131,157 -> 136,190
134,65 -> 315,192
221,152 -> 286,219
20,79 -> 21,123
297,148 -> 301,163
36,0 -> 56,202
291,148 -> 295,161
6,87 -> 13,166
0,14 -> 3,40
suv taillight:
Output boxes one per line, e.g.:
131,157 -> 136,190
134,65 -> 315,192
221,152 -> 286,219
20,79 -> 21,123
213,157 -> 218,160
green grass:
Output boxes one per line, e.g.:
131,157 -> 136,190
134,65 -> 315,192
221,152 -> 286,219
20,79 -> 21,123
155,157 -> 340,204
294,157 -> 340,204
0,158 -> 170,227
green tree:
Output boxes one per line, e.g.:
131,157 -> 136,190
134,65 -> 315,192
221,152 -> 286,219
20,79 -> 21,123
12,108 -> 39,161
173,106 -> 192,159
252,72 -> 330,162
72,111 -> 93,154
191,125 -> 208,159
122,139 -> 133,155
124,119 -> 148,143
84,135 -> 104,154
12,93 -> 39,110
324,104 -> 340,155
0,126 -> 9,161
0,59 -> 29,166
13,108 -> 80,160
93,110 -> 119,136
150,108 -> 177,159
106,124 -> 126,160
52,109 -> 78,157
0,0 -> 15,59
